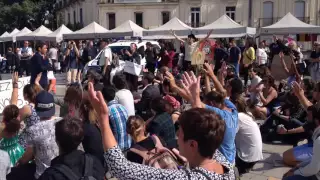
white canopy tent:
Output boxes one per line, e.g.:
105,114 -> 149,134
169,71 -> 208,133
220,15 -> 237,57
0,32 -> 9,38
193,15 -> 256,38
12,27 -> 32,42
99,20 -> 145,38
63,22 -> 108,39
16,25 -> 52,41
143,17 -> 192,39
1,28 -> 20,42
42,25 -> 73,42
260,13 -> 320,35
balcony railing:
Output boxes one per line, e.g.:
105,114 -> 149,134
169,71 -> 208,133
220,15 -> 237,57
185,22 -> 205,28
258,17 -> 310,27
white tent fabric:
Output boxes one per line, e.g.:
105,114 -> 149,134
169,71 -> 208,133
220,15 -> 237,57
1,28 -> 20,42
16,25 -> 52,41
0,32 -> 9,42
143,17 -> 192,39
260,13 -> 320,34
99,20 -> 145,38
12,27 -> 32,42
42,25 -> 73,42
193,15 -> 256,38
63,22 -> 108,39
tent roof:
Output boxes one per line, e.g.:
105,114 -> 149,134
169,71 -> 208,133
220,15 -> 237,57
43,24 -> 73,42
64,22 -> 108,39
143,17 -> 192,39
8,28 -> 20,36
260,12 -> 320,34
100,20 -> 145,37
16,26 -> 52,41
14,27 -> 32,37
193,15 -> 256,38
0,32 -> 9,38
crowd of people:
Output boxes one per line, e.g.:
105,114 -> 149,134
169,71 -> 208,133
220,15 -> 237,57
0,32 -> 319,180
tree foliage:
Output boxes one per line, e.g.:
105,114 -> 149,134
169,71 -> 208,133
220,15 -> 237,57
0,0 -> 57,33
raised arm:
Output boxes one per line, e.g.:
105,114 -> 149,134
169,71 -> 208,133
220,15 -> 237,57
204,62 -> 227,98
198,29 -> 213,43
169,30 -> 185,43
164,71 -> 192,102
10,72 -> 19,105
292,82 -> 312,110
279,52 -> 290,76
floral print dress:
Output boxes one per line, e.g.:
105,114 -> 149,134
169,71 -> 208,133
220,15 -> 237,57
104,146 -> 235,180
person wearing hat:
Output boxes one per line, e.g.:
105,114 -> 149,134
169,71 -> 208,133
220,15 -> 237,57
170,29 -> 213,71
7,91 -> 61,180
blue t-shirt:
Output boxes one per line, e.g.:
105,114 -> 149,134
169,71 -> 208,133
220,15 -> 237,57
205,99 -> 238,163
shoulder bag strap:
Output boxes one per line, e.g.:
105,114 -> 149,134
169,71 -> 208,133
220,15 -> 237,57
151,135 -> 164,149
52,164 -> 80,180
83,154 -> 94,177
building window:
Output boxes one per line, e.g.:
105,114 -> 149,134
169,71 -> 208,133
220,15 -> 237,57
63,0 -> 66,5
80,8 -> 83,25
135,12 -> 143,27
162,11 -> 170,25
68,13 -> 71,24
108,13 -> 116,29
226,6 -> 236,20
263,1 -> 274,26
73,10 -> 76,24
59,1 -> 62,8
108,0 -> 114,3
295,1 -> 305,21
190,7 -> 200,27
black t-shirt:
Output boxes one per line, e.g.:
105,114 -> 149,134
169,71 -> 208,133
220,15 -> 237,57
310,50 -> 320,59
126,136 -> 167,164
82,120 -> 104,165
229,46 -> 241,64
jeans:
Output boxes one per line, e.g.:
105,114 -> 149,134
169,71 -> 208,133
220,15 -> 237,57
283,175 -> 317,180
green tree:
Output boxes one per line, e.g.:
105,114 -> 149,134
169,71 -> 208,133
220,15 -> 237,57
0,0 -> 57,33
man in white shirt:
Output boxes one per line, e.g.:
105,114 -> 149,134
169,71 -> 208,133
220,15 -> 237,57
98,39 -> 113,86
256,41 -> 268,66
113,74 -> 135,116
20,41 -> 33,76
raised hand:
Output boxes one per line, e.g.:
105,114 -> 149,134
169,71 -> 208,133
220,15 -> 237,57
12,72 -> 19,85
292,81 -> 304,97
88,82 -> 109,121
203,63 -> 215,77
182,71 -> 201,102
164,71 -> 177,88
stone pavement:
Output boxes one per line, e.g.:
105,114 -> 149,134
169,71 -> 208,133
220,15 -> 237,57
241,143 -> 292,180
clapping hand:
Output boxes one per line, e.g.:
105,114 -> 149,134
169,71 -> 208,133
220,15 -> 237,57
164,71 -> 177,88
203,63 -> 215,77
292,81 -> 304,97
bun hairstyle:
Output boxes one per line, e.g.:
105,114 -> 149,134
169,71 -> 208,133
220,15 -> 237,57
126,116 -> 145,138
3,105 -> 20,134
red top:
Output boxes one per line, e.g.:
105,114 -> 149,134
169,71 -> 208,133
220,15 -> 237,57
160,50 -> 175,68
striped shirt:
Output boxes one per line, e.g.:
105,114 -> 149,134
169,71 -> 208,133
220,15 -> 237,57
108,100 -> 132,151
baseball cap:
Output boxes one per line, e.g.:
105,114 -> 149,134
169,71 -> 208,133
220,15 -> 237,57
35,91 -> 55,118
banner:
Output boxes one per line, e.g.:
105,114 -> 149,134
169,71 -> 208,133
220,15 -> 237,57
0,76 -> 30,113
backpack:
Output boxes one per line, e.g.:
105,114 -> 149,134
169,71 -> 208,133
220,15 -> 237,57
52,154 -> 96,180
129,135 -> 185,169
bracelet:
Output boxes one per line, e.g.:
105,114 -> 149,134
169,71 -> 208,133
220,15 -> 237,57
12,83 -> 18,88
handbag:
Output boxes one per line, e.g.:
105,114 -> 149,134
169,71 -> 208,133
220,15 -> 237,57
124,61 -> 142,76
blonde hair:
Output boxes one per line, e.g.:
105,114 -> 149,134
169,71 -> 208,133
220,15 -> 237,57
126,116 -> 145,138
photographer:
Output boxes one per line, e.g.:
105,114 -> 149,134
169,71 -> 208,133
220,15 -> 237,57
123,43 -> 141,91
65,41 -> 80,85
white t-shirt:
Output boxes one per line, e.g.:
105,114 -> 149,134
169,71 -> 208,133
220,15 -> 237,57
184,41 -> 199,61
99,46 -> 112,66
236,112 -> 263,163
250,75 -> 263,106
115,89 -> 135,116
256,48 -> 267,65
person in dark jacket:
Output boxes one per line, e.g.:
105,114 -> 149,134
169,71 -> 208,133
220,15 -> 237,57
38,117 -> 105,180
30,42 -> 49,90
124,43 -> 141,91
136,72 -> 161,120
5,47 -> 15,73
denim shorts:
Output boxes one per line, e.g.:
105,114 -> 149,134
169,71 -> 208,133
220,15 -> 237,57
293,143 -> 313,162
